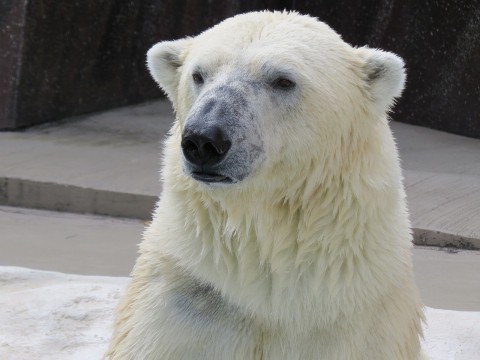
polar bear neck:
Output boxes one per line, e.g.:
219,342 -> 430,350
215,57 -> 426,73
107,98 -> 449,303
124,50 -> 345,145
151,118 -> 413,326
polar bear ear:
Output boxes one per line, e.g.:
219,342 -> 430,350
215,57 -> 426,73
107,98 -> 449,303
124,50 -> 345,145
357,47 -> 406,112
147,38 -> 192,102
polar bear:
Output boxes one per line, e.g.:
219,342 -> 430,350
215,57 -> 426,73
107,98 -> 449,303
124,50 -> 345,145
107,11 -> 427,360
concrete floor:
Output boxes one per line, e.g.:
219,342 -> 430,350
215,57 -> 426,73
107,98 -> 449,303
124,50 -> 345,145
0,100 -> 479,312
391,121 -> 480,249
1,205 -> 479,312
412,247 -> 480,311
0,206 -> 142,277
0,100 -> 479,248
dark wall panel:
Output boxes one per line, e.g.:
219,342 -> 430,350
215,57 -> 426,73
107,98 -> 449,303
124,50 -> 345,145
0,0 -> 27,129
1,0 -> 479,138
294,0 -> 480,138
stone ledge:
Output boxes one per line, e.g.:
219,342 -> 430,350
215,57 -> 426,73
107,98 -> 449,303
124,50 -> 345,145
0,177 -> 156,220
1,175 -> 478,250
413,229 -> 480,250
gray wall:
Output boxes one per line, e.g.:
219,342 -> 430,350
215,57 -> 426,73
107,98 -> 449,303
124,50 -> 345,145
1,0 -> 479,138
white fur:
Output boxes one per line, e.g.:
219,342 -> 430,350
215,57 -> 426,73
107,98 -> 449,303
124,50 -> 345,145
108,11 -> 426,360
357,47 -> 406,112
147,38 -> 192,104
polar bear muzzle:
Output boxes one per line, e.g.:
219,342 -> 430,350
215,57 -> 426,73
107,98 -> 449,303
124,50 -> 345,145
181,122 -> 233,183
180,86 -> 264,185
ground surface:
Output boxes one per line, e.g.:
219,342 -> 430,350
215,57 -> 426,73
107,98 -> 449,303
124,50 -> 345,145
0,101 -> 479,359
0,100 -> 479,247
0,266 -> 479,360
1,205 -> 479,312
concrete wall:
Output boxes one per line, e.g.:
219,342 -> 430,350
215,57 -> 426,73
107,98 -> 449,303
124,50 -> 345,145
1,0 -> 479,138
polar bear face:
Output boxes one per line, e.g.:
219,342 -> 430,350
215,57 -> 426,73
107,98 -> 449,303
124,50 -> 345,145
147,12 -> 405,188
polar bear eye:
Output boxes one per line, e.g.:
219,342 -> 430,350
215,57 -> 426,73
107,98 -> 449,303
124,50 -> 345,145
192,72 -> 204,85
272,77 -> 295,90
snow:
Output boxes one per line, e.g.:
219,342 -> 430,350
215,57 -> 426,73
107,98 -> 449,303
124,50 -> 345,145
423,307 -> 480,360
0,267 -> 479,360
0,267 -> 124,360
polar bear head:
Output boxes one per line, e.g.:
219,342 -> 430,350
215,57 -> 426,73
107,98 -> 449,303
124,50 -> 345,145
147,11 -> 405,192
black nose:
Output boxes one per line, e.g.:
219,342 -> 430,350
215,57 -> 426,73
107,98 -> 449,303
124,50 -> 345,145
181,125 -> 231,167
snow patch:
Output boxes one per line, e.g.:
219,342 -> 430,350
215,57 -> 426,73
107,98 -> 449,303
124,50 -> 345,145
0,267 -> 478,359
